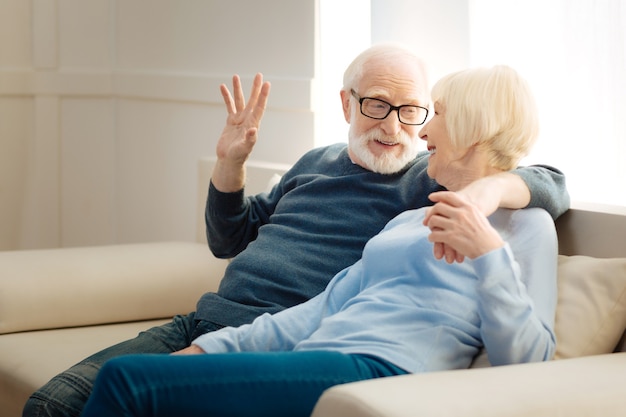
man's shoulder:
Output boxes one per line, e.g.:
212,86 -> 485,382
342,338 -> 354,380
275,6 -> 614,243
290,143 -> 349,172
302,143 -> 347,159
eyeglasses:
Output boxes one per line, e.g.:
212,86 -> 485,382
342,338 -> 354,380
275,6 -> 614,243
350,89 -> 429,126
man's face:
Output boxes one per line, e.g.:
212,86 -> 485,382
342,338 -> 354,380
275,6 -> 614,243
344,59 -> 428,174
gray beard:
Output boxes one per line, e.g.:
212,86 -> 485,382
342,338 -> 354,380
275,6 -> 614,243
348,126 -> 419,174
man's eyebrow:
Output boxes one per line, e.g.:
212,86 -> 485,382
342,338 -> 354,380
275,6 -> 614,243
364,90 -> 424,105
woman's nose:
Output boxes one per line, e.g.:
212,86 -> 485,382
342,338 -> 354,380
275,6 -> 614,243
418,121 -> 429,141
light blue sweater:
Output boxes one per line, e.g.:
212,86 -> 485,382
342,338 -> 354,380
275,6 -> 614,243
198,144 -> 568,328
194,206 -> 558,372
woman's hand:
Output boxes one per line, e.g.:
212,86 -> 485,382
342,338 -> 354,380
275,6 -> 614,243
423,191 -> 504,263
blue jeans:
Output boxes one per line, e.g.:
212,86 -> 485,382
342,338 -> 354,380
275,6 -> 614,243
23,313 -> 222,417
80,351 -> 407,417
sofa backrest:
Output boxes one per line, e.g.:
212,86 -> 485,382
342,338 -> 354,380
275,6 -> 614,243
197,156 -> 626,258
555,202 -> 626,258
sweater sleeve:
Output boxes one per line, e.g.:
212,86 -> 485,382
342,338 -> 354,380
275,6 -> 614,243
205,179 -> 283,258
512,164 -> 570,220
191,290 -> 329,353
204,147 -> 325,259
473,209 -> 558,366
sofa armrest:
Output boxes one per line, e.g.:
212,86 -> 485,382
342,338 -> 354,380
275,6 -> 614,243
312,353 -> 626,417
0,242 -> 228,334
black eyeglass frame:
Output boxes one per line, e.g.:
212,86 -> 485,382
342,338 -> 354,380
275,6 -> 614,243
350,89 -> 429,126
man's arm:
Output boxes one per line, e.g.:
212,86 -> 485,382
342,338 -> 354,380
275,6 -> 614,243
458,165 -> 569,220
205,73 -> 273,257
425,164 -> 569,263
205,180 -> 281,258
512,165 -> 570,220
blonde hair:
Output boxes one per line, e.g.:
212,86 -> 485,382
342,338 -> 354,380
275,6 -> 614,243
431,65 -> 540,171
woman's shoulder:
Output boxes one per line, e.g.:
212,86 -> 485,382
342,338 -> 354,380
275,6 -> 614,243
492,208 -> 557,254
491,207 -> 554,229
511,207 -> 555,229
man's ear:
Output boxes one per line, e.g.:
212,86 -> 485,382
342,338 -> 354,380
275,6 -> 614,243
340,89 -> 351,123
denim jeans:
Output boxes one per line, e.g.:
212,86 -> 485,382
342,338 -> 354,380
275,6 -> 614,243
80,351 -> 408,417
23,313 -> 223,417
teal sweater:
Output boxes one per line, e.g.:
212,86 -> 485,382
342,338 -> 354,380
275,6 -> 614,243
197,143 -> 568,327
194,207 -> 558,371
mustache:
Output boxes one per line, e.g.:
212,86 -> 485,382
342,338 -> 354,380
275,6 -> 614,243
359,128 -> 412,145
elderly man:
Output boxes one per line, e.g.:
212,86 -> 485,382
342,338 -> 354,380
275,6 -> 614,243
24,43 -> 568,417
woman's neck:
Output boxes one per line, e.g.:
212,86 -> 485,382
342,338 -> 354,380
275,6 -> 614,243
440,146 -> 504,191
445,165 -> 504,191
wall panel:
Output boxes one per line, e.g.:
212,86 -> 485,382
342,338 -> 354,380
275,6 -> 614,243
1,0 -> 318,250
0,0 -> 32,67
61,99 -> 116,247
33,0 -> 58,69
0,98 -> 31,250
59,0 -> 112,68
115,98 -> 215,243
19,97 -> 61,249
116,0 -> 315,76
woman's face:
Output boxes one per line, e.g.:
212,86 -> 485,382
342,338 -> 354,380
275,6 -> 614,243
418,102 -> 471,190
419,102 -> 500,191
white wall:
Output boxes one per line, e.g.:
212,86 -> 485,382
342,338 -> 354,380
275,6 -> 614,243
368,0 -> 626,207
0,0 -> 479,251
317,0 -> 471,149
371,0 -> 470,87
468,0 -> 626,207
0,0 -> 319,250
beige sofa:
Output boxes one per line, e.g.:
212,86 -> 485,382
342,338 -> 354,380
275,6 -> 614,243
312,203 -> 626,417
2,158 -> 626,417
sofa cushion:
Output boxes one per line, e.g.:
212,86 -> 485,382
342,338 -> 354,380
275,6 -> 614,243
555,255 -> 626,358
312,353 -> 626,417
0,242 -> 227,334
0,319 -> 170,417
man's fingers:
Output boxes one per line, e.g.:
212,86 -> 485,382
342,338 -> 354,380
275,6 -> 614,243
220,74 -> 270,124
233,74 -> 246,111
428,191 -> 468,207
245,127 -> 259,147
246,73 -> 263,110
256,80 -> 271,114
220,83 -> 236,114
424,192 -> 463,225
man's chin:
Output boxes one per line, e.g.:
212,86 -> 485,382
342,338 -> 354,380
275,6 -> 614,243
375,161 -> 412,175
359,151 -> 413,174
348,133 -> 419,174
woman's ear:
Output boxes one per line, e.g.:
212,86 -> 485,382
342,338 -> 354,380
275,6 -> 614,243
340,90 -> 351,123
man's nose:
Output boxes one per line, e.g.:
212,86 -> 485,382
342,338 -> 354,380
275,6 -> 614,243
379,109 -> 402,135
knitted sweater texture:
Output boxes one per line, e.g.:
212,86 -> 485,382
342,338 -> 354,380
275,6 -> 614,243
197,143 -> 567,327
194,207 -> 558,372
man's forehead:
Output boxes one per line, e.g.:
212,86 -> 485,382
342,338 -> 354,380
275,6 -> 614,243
360,82 -> 428,105
358,63 -> 428,103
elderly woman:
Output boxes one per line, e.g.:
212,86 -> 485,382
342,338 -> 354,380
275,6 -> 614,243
80,65 -> 557,417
